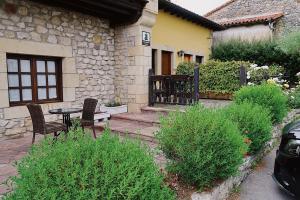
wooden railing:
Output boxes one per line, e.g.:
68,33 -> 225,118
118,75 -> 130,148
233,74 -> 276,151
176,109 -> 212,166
148,68 -> 199,106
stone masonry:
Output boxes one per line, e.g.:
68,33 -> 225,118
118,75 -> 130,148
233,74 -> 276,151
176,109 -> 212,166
0,0 -> 116,140
206,0 -> 300,36
0,0 -> 158,140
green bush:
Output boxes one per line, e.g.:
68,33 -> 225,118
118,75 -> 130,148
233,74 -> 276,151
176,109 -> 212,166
222,102 -> 272,154
247,64 -> 284,85
5,129 -> 174,200
234,84 -> 288,123
211,39 -> 300,83
277,31 -> 300,55
157,104 -> 247,189
176,61 -> 196,75
176,60 -> 251,93
288,87 -> 300,109
199,60 -> 251,93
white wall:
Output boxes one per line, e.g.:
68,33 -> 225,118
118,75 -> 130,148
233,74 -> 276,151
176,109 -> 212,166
213,24 -> 273,45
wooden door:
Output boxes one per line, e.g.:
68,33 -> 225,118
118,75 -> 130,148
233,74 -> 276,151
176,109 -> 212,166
161,51 -> 171,75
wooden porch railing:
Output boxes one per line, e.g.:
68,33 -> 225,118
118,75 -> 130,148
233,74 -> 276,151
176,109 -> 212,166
148,68 -> 199,106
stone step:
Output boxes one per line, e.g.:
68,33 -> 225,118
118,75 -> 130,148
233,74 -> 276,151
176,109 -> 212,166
141,106 -> 176,114
96,119 -> 159,142
111,112 -> 163,126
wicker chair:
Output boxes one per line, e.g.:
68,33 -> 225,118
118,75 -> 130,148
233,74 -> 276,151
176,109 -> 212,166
81,98 -> 98,138
27,104 -> 67,144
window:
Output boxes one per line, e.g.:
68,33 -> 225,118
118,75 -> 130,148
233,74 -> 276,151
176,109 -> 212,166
7,54 -> 62,106
184,54 -> 192,62
196,56 -> 203,64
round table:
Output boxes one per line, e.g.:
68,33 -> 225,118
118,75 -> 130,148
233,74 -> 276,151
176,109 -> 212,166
49,108 -> 82,129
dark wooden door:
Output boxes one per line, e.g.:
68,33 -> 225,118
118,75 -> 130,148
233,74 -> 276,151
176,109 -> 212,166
161,51 -> 171,75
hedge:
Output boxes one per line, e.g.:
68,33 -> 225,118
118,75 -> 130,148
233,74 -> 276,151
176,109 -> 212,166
211,39 -> 300,83
176,60 -> 251,93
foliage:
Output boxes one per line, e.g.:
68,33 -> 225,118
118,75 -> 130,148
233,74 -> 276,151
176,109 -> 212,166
246,64 -> 285,86
175,61 -> 196,75
277,31 -> 300,55
157,104 -> 247,189
198,60 -> 251,93
5,129 -> 174,200
176,60 -> 251,93
288,86 -> 300,109
221,102 -> 272,154
234,84 -> 288,124
105,101 -> 122,107
211,39 -> 300,83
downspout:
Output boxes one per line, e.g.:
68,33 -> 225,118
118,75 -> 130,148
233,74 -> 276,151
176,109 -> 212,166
268,20 -> 275,41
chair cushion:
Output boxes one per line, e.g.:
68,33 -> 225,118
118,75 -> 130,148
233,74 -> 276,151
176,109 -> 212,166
45,122 -> 67,133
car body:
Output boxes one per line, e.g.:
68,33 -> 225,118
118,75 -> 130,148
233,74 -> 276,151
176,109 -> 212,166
273,120 -> 300,199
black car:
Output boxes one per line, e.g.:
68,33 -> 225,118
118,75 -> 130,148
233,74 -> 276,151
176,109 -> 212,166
273,120 -> 300,199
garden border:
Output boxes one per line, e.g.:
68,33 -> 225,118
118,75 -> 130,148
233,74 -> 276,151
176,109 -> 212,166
191,109 -> 298,200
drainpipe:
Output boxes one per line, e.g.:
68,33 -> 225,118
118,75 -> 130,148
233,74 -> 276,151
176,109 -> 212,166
268,21 -> 275,41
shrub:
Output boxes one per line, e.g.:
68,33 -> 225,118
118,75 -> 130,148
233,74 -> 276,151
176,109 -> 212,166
277,31 -> 300,55
157,104 -> 247,189
221,102 -> 272,154
176,60 -> 251,93
234,84 -> 288,123
247,64 -> 284,86
199,60 -> 251,93
175,61 -> 196,75
211,39 -> 300,83
288,87 -> 300,109
5,129 -> 174,200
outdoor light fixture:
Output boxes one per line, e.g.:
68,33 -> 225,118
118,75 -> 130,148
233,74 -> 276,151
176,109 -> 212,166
177,50 -> 184,57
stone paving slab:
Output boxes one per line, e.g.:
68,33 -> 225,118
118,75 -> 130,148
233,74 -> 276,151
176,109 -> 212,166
112,112 -> 164,125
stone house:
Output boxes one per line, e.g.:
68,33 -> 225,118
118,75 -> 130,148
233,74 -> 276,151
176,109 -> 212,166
0,0 -> 219,140
204,0 -> 300,44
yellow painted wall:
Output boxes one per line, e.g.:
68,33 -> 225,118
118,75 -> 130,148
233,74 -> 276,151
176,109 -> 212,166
152,11 -> 213,72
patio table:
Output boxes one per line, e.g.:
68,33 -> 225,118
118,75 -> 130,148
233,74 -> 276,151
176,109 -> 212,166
49,108 -> 82,130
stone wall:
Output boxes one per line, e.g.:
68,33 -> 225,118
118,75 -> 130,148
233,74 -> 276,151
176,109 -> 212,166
0,0 -> 115,140
114,0 -> 158,112
207,0 -> 300,36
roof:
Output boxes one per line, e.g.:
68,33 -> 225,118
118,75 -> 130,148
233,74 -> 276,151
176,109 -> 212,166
31,0 -> 148,25
217,12 -> 284,27
159,0 -> 224,31
204,0 -> 236,17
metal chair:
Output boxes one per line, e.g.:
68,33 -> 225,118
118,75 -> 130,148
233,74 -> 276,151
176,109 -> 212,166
27,104 -> 67,144
81,98 -> 98,138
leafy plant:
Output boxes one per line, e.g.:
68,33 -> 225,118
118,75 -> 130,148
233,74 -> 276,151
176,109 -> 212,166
211,39 -> 300,83
5,129 -> 174,200
288,86 -> 300,109
176,60 -> 251,93
247,64 -> 285,85
200,60 -> 252,93
222,102 -> 272,154
157,104 -> 247,189
277,31 -> 300,54
176,62 -> 196,75
234,84 -> 288,124
105,101 -> 122,107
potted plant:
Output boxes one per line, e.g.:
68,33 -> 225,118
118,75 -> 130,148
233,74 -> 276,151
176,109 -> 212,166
100,100 -> 128,115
